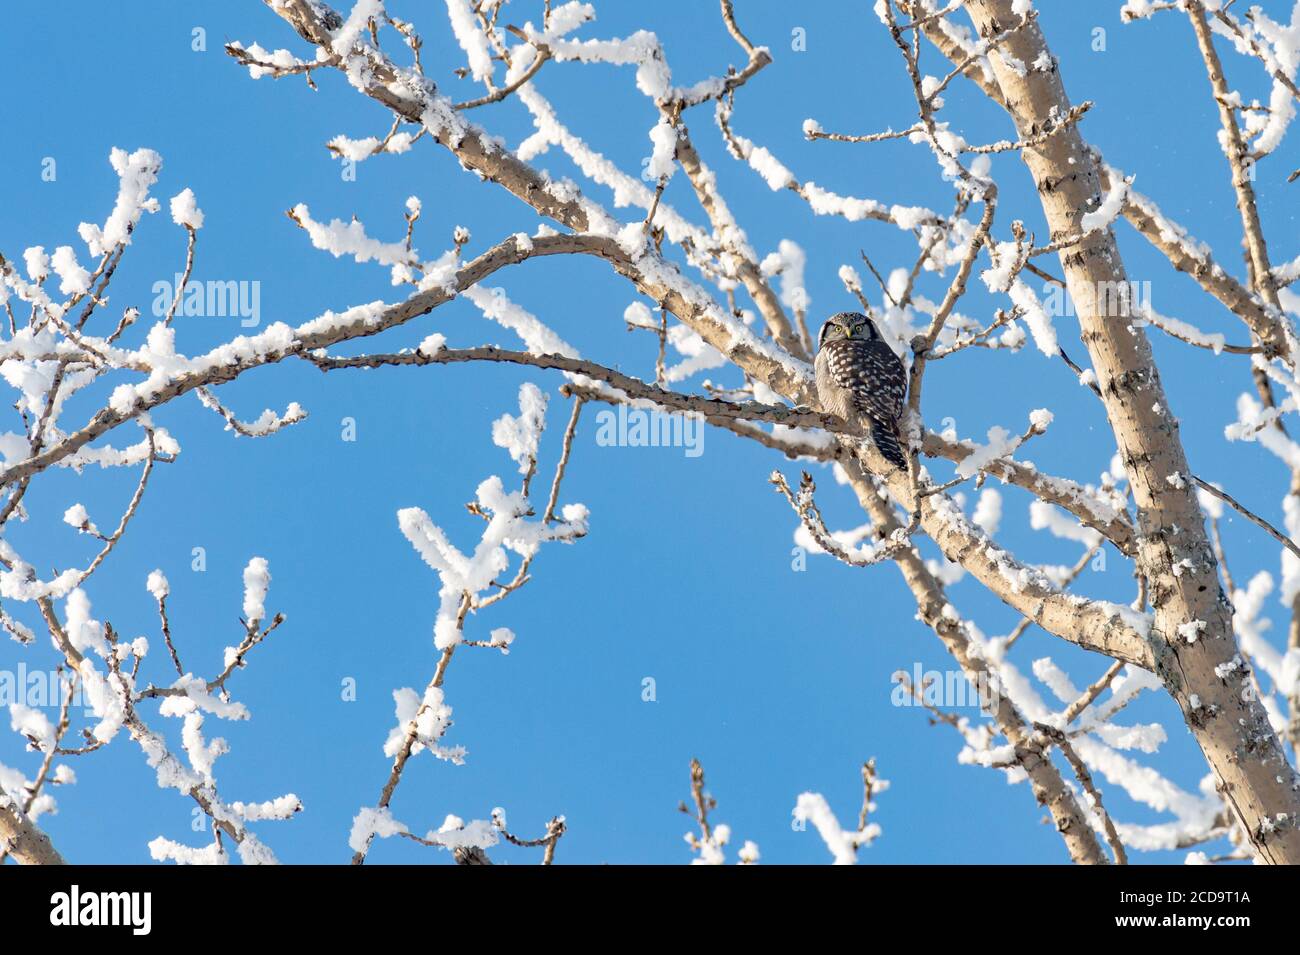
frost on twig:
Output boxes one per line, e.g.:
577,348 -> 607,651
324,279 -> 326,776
3,562 -> 299,865
679,759 -> 758,865
350,383 -> 587,864
793,760 -> 887,865
196,387 -> 308,438
398,384 -> 588,652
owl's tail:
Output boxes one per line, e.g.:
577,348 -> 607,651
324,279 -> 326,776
870,421 -> 908,470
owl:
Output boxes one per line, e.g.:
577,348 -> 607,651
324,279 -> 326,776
814,312 -> 908,470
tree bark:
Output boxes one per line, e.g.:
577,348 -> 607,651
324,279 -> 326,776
0,798 -> 65,865
965,0 -> 1300,863
843,461 -> 1110,864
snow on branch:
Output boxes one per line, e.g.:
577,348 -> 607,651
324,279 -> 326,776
82,0 -> 1289,866
680,759 -> 759,865
350,382 -> 587,864
7,561 -> 300,864
793,761 -> 887,865
399,383 -> 588,651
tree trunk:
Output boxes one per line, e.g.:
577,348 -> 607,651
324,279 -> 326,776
964,0 -> 1300,863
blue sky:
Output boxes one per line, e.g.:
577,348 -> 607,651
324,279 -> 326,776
1,1 -> 1296,864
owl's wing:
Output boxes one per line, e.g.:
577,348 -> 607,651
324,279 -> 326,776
822,338 -> 906,429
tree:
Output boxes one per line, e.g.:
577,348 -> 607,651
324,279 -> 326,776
2,0 -> 1299,865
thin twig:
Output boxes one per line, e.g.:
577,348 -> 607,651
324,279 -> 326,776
1192,475 -> 1300,561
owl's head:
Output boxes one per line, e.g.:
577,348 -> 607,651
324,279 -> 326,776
818,312 -> 880,350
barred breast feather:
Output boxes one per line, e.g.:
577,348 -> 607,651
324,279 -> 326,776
815,337 -> 907,469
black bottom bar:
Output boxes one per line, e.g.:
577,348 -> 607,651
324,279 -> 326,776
1,863 -> 1282,939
